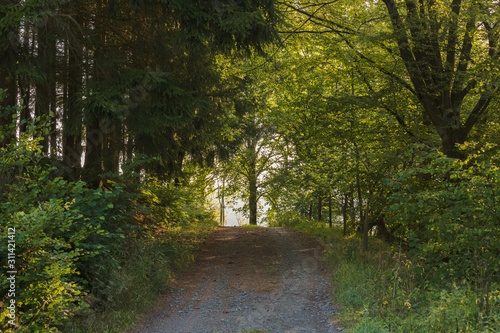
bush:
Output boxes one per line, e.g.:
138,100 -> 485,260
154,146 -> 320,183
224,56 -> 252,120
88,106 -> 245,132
387,144 -> 500,323
0,119 -> 139,331
0,202 -> 88,331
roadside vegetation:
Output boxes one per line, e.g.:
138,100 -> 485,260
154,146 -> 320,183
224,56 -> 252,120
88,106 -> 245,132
270,205 -> 500,332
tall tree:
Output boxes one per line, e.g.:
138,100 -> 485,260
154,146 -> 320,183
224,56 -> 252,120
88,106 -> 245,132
0,0 -> 19,147
279,0 -> 500,158
62,0 -> 84,176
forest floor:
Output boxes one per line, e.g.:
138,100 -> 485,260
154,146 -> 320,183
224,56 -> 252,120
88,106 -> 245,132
129,226 -> 342,333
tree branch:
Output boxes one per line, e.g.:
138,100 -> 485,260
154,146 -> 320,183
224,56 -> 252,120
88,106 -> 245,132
451,16 -> 476,103
462,93 -> 493,138
382,0 -> 426,99
445,0 -> 461,72
278,1 -> 354,34
343,37 -> 417,96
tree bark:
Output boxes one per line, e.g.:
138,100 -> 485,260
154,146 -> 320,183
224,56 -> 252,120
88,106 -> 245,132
0,6 -> 18,148
249,155 -> 258,225
35,22 -> 56,154
103,120 -> 121,174
375,214 -> 394,242
19,21 -> 34,134
343,193 -> 348,236
219,177 -> 225,226
381,0 -> 495,158
329,195 -> 332,228
363,201 -> 369,252
317,195 -> 322,222
83,0 -> 106,187
83,116 -> 103,188
0,66 -> 17,146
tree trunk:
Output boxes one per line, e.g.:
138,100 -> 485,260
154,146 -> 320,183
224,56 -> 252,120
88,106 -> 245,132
49,66 -> 57,157
18,80 -> 30,134
363,201 -> 369,251
19,21 -> 33,134
103,120 -> 121,174
0,68 -> 17,146
219,177 -> 225,226
317,195 -> 322,221
48,24 -> 57,158
343,193 -> 348,236
83,0 -> 107,187
350,195 -> 355,232
249,156 -> 258,225
126,133 -> 134,162
35,23 -> 56,154
0,16 -> 18,148
381,0 -> 495,159
329,195 -> 332,228
356,169 -> 363,230
375,214 -> 393,242
83,117 -> 103,188
62,0 -> 84,177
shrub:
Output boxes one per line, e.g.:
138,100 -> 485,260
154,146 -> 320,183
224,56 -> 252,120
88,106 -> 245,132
0,118 -> 139,331
387,144 -> 500,322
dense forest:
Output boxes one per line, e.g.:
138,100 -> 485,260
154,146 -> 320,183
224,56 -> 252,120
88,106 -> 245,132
1,0 -> 499,332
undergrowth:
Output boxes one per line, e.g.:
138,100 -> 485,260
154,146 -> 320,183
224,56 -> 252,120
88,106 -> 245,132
269,211 -> 500,333
68,217 -> 217,333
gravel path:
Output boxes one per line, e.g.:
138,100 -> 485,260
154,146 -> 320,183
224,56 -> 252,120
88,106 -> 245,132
130,227 -> 341,333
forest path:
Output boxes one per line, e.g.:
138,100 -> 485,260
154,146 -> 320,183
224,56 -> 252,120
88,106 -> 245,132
130,227 -> 341,333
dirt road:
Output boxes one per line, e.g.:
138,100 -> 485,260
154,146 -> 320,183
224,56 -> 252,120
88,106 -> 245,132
131,227 -> 341,333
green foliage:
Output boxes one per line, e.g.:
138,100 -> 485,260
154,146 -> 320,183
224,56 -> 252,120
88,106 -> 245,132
141,177 -> 215,226
0,120 -> 87,331
0,118 -> 140,331
387,143 -> 500,286
0,202 -> 87,331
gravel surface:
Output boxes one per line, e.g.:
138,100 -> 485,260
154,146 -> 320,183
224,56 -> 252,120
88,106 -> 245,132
130,227 -> 342,333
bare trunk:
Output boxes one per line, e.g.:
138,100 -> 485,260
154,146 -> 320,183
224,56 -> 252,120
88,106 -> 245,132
0,20 -> 18,147
49,70 -> 57,157
249,157 -> 258,225
317,195 -> 322,221
35,23 -> 56,154
329,195 -> 332,228
356,168 -> 363,230
219,177 -> 225,226
343,193 -> 348,236
363,201 -> 369,251
103,120 -> 121,174
0,70 -> 17,146
83,117 -> 103,188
